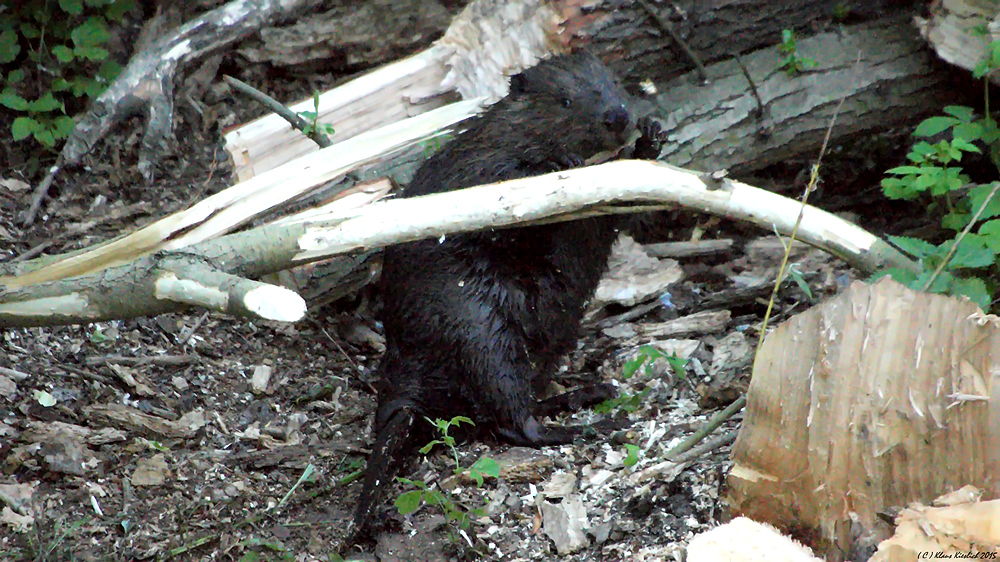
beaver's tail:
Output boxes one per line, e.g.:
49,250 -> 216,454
352,404 -> 417,536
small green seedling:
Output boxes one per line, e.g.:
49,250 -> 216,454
777,29 -> 818,76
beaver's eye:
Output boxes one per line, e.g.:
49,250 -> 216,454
561,97 -> 572,108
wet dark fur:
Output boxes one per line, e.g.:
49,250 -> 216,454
354,52 -> 641,535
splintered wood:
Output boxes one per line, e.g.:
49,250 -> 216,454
728,278 -> 1000,559
871,486 -> 1000,560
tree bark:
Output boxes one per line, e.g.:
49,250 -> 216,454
651,16 -> 949,173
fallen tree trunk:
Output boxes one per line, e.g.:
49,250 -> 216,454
227,5 -> 939,179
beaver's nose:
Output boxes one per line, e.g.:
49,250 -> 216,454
604,106 -> 630,134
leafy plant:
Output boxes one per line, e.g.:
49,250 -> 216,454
777,29 -> 818,76
20,516 -> 90,562
593,388 -> 651,415
297,91 -> 335,138
0,0 -> 133,160
596,345 -> 687,415
875,37 -> 1000,311
394,416 -> 500,529
832,3 -> 851,21
622,345 -> 687,379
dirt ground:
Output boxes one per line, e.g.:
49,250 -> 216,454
0,6 -> 931,562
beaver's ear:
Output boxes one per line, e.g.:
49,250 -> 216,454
508,72 -> 527,96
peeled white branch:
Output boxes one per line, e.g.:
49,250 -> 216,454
295,160 -> 912,273
154,264 -> 306,322
0,160 -> 914,328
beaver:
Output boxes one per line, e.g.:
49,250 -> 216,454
353,51 -> 663,535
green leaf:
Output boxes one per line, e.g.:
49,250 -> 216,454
880,177 -> 912,200
913,116 -> 959,137
0,27 -> 19,64
52,115 -> 75,138
622,355 -> 644,378
870,268 -> 918,286
780,29 -> 794,50
59,0 -> 84,15
990,40 -> 1000,71
948,235 -> 996,269
19,22 -> 40,40
71,17 -> 110,48
12,116 -> 38,140
53,44 -> 76,62
69,76 -> 90,97
106,0 -> 137,21
623,444 -> 640,467
81,78 -> 106,98
418,439 -> 442,455
974,42 -> 1000,78
664,353 -> 689,378
916,270 -> 953,294
913,171 -> 940,192
74,45 -> 109,61
942,105 -> 975,122
970,23 -> 990,37
950,277 -> 991,310
952,124 -> 984,144
888,235 -> 936,259
786,266 -> 813,299
911,141 -> 935,156
8,69 -> 26,83
885,166 -> 922,175
0,90 -> 29,110
469,457 -> 500,481
981,117 -> 1000,144
27,92 -> 63,112
394,490 -> 424,515
940,173 -> 966,195
979,219 -> 1000,235
34,128 -> 56,147
97,59 -> 122,80
968,184 -> 1000,221
942,212 -> 971,232
29,5 -> 52,25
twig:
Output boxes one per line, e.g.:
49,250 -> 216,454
637,0 -> 708,84
22,160 -> 62,226
223,75 -> 332,148
0,366 -> 30,380
176,311 -> 210,347
665,396 -> 745,460
732,52 -> 764,118
668,428 -> 739,464
84,354 -> 200,367
922,181 -> 1000,292
760,54 -> 859,335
